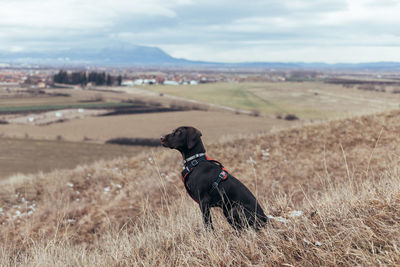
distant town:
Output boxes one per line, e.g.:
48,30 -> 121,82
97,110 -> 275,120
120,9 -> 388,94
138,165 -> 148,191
0,67 -> 298,89
2,64 -> 400,92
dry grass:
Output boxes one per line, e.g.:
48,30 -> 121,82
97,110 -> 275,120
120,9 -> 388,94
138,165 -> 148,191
1,110 -> 400,265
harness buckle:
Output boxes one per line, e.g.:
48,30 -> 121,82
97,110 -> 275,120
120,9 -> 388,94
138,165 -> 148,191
219,171 -> 227,179
191,160 -> 199,167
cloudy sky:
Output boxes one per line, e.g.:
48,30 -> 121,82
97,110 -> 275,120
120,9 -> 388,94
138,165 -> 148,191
1,0 -> 400,63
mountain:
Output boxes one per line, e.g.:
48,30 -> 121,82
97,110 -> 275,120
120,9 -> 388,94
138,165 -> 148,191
1,44 -> 400,70
0,44 -> 192,66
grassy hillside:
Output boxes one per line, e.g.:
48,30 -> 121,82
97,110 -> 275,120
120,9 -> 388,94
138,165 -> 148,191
1,110 -> 400,265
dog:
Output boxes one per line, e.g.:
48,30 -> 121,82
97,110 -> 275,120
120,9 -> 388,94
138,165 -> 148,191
161,126 -> 268,230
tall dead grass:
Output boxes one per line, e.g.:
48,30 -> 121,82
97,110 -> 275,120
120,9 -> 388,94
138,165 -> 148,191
1,110 -> 400,265
1,169 -> 399,266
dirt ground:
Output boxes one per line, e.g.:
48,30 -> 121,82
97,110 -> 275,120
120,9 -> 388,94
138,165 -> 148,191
0,138 -> 144,179
0,110 -> 298,143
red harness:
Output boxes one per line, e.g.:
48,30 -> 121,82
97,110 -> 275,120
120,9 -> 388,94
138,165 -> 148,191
181,155 -> 229,202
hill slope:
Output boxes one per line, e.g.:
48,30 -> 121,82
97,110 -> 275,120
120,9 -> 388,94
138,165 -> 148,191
1,110 -> 400,265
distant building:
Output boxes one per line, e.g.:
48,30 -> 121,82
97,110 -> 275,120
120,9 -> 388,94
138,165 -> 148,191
37,82 -> 46,88
121,80 -> 134,86
155,76 -> 165,84
143,79 -> 156,85
163,80 -> 179,86
134,79 -> 144,85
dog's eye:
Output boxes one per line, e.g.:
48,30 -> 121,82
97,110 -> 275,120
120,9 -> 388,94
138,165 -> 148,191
176,130 -> 181,135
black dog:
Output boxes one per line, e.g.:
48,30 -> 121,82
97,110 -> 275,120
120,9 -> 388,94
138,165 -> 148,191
161,126 -> 268,230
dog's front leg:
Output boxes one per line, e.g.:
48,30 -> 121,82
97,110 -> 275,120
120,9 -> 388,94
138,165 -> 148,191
199,200 -> 214,231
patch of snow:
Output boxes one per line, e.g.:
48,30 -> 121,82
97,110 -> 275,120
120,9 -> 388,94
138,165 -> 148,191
303,238 -> 311,246
55,112 -> 63,117
288,210 -> 303,218
247,156 -> 257,165
104,187 -> 111,194
315,241 -> 322,246
267,215 -> 287,223
78,108 -> 84,113
261,148 -> 270,159
28,117 -> 35,122
67,219 -> 76,223
67,182 -> 74,188
0,207 -> 3,213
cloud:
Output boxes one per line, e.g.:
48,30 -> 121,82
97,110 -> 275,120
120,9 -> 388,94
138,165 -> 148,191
0,0 -> 400,62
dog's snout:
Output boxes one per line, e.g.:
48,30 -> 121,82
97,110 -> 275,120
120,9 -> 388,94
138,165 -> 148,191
160,136 -> 166,142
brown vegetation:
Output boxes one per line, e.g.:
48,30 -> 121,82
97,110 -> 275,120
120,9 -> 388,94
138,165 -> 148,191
1,109 -> 400,265
106,137 -> 161,147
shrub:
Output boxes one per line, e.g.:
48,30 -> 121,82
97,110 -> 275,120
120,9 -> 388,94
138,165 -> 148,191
169,101 -> 208,111
284,114 -> 299,121
250,110 -> 261,117
106,137 -> 161,147
358,84 -> 376,91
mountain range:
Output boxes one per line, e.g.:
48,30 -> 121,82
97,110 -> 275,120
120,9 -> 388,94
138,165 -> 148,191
1,44 -> 400,70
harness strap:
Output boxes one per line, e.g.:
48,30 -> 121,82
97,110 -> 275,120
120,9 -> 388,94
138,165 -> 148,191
181,155 -> 229,201
210,169 -> 229,193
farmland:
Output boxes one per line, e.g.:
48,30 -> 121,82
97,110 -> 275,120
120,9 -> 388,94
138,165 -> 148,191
1,78 -> 400,180
0,138 -> 143,179
0,84 -> 283,178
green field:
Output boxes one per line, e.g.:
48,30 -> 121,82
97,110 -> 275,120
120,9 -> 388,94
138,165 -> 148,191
147,82 -> 400,119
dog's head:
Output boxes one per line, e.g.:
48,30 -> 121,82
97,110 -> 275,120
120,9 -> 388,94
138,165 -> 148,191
161,126 -> 202,151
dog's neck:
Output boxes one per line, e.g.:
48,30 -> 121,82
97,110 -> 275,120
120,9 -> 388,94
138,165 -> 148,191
180,140 -> 206,160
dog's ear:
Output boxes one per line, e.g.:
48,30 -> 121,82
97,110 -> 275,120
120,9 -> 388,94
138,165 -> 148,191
186,127 -> 202,150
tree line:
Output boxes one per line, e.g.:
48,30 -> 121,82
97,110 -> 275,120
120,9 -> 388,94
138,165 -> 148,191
53,70 -> 122,86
